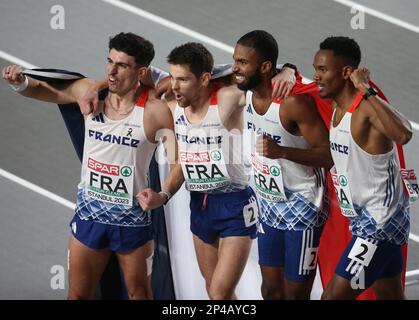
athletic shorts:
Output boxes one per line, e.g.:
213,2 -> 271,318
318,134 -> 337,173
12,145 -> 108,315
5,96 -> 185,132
190,186 -> 258,244
70,214 -> 152,252
258,219 -> 323,282
335,235 -> 404,289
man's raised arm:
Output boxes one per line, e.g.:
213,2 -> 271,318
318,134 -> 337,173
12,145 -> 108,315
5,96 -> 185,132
3,64 -> 94,105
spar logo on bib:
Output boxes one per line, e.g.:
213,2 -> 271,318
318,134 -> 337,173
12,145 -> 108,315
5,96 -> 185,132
211,150 -> 221,161
180,149 -> 230,191
85,157 -> 134,206
270,166 -> 280,177
252,154 -> 287,202
339,175 -> 348,187
330,167 -> 357,217
121,166 -> 132,177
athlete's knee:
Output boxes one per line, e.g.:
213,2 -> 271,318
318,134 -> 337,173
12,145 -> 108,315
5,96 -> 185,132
208,290 -> 232,300
285,290 -> 311,300
68,289 -> 95,300
126,284 -> 149,300
205,281 -> 212,295
285,282 -> 312,300
261,282 -> 283,300
208,285 -> 234,300
320,287 -> 335,300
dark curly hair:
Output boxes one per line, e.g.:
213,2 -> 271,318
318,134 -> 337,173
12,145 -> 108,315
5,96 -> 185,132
109,32 -> 154,67
237,30 -> 278,66
320,36 -> 361,68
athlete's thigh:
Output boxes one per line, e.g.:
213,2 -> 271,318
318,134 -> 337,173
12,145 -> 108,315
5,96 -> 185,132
68,235 -> 112,299
116,240 -> 153,296
321,273 -> 363,300
371,273 -> 405,300
193,234 -> 219,282
210,236 -> 252,293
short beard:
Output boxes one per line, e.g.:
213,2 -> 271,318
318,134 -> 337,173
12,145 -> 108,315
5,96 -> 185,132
236,70 -> 262,91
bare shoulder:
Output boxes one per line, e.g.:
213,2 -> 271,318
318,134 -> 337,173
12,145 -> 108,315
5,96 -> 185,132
145,97 -> 171,116
217,84 -> 244,109
281,93 -> 315,109
281,94 -> 317,114
218,84 -> 242,98
280,93 -> 320,122
144,97 -> 173,128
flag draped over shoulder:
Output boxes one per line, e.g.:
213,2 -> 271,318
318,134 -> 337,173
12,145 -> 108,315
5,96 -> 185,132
22,68 -> 175,299
286,77 -> 408,299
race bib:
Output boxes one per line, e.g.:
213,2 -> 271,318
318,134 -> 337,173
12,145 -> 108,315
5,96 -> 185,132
85,157 -> 134,206
243,196 -> 258,227
330,166 -> 357,218
401,168 -> 419,204
180,149 -> 230,191
303,247 -> 319,271
347,237 -> 377,268
252,153 -> 287,202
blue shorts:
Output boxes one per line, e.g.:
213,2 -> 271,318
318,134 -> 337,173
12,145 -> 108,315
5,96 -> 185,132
70,214 -> 153,252
190,187 -> 258,244
335,236 -> 403,289
258,220 -> 323,282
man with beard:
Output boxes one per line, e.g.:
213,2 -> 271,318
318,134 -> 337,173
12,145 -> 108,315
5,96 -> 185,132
2,32 -> 175,299
233,30 -> 333,299
313,36 -> 412,300
138,40 -> 298,299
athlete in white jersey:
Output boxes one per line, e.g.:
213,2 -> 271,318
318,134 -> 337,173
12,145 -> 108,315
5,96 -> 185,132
2,33 -> 175,300
139,41 -> 297,299
233,30 -> 333,299
312,36 -> 413,300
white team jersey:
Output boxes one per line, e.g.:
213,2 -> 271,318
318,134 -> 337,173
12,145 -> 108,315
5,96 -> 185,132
75,88 -> 157,227
329,93 -> 409,245
174,85 -> 249,193
244,91 -> 327,230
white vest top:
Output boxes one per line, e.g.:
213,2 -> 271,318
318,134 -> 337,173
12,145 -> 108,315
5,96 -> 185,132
329,93 -> 409,244
76,88 -> 157,227
174,85 -> 249,193
244,91 -> 327,230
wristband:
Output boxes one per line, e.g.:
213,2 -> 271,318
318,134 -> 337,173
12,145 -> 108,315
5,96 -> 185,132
10,76 -> 29,92
282,63 -> 297,73
159,190 -> 172,205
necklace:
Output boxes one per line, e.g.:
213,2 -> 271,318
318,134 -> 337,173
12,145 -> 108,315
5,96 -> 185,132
107,96 -> 135,116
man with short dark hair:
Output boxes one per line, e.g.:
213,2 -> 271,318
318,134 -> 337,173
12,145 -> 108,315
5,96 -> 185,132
313,36 -> 412,300
139,40 -> 298,299
233,30 -> 333,299
2,32 -> 175,300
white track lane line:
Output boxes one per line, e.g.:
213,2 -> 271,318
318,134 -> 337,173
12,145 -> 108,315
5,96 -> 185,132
100,0 -> 419,131
0,168 -> 75,210
331,0 -> 419,35
1,2 -> 419,242
0,50 -> 38,69
406,269 -> 419,278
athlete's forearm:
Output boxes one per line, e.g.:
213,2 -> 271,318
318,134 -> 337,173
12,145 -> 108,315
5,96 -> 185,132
90,76 -> 108,91
278,145 -> 333,169
161,163 -> 185,196
21,76 -> 78,104
365,93 -> 412,145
